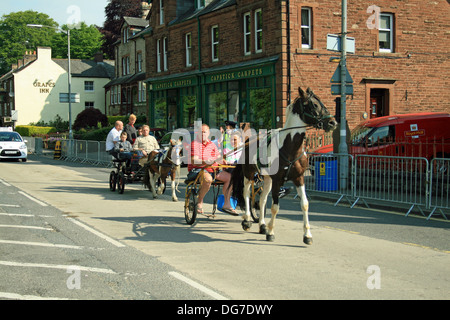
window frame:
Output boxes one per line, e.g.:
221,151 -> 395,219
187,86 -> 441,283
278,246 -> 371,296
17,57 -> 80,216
157,39 -> 161,73
84,81 -> 94,92
379,13 -> 394,53
301,7 -> 312,49
243,12 -> 251,56
163,37 -> 168,71
159,0 -> 164,25
185,33 -> 192,67
255,9 -> 263,53
211,25 -> 219,62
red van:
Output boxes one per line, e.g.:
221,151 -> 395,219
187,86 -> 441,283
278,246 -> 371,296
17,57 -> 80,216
315,112 -> 450,160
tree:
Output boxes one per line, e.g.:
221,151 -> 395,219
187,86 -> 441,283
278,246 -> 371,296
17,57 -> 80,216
100,0 -> 143,59
51,22 -> 104,60
0,11 -> 58,74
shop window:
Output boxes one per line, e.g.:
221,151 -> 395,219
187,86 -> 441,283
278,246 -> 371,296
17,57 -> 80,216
155,91 -> 167,129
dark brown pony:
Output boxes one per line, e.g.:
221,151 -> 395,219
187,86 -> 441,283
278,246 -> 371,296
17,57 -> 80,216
230,87 -> 337,243
143,139 -> 181,201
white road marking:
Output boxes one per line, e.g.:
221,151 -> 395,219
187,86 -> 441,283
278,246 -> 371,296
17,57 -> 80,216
18,191 -> 48,207
0,224 -> 53,231
66,218 -> 126,248
0,292 -> 71,300
0,213 -> 53,218
0,204 -> 20,207
0,239 -> 83,250
168,271 -> 228,300
0,179 -> 11,187
0,260 -> 116,274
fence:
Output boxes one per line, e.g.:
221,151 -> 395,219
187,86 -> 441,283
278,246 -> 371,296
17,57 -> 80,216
306,152 -> 448,220
60,139 -> 112,167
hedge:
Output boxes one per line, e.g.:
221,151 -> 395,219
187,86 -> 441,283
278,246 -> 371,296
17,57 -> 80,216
15,126 -> 57,136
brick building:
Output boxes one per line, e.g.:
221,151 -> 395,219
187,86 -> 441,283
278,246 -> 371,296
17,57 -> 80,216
143,0 -> 449,131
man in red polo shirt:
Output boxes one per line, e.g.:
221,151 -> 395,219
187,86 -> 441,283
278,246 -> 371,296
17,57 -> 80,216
189,124 -> 232,214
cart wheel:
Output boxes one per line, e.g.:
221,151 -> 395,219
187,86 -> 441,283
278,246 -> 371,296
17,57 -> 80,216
184,185 -> 197,225
117,172 -> 125,194
250,186 -> 265,223
109,171 -> 117,192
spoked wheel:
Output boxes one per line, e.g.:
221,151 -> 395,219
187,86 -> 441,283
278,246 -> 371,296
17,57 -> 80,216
184,185 -> 197,225
250,182 -> 265,223
109,171 -> 117,192
117,172 -> 126,194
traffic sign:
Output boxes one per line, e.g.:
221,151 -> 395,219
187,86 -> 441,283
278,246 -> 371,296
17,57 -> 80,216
331,84 -> 354,95
331,65 -> 353,83
327,34 -> 355,54
59,93 -> 80,103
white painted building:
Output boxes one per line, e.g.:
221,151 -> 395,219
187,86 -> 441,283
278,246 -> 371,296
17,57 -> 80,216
0,47 -> 114,127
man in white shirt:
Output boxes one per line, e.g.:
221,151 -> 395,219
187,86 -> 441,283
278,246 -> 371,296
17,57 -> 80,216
106,121 -> 124,157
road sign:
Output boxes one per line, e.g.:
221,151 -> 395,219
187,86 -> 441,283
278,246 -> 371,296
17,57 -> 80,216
331,65 -> 354,83
331,84 -> 354,95
59,93 -> 80,103
327,34 -> 355,54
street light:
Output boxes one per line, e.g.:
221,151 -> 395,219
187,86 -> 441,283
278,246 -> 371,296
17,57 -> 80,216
26,24 -> 73,140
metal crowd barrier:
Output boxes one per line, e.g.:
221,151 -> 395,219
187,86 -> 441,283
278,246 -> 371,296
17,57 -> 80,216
60,139 -> 113,167
352,155 -> 429,217
428,158 -> 449,220
306,152 -> 449,219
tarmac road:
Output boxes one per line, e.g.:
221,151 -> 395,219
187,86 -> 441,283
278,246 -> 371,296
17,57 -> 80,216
0,154 -> 449,300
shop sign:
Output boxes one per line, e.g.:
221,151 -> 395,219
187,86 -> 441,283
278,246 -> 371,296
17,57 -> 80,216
153,77 -> 197,90
206,64 -> 274,84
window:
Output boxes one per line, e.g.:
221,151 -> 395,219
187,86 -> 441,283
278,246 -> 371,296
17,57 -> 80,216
159,0 -> 164,25
196,0 -> 205,10
211,26 -> 219,62
85,101 -> 94,109
163,37 -> 168,71
84,81 -> 94,92
255,9 -> 263,53
122,56 -> 130,75
137,52 -> 143,72
138,81 -> 146,102
243,12 -> 251,55
185,33 -> 192,67
379,13 -> 394,53
123,27 -> 129,44
301,7 -> 312,49
157,39 -> 161,72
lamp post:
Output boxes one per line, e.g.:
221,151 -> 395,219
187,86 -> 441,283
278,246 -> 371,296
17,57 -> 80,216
26,24 -> 73,140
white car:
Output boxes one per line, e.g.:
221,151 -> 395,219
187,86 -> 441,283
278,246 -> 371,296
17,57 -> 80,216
0,130 -> 28,162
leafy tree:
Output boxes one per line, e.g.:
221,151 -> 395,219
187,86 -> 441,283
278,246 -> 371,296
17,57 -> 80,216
73,107 -> 108,130
100,0 -> 143,59
51,22 -> 104,60
0,11 -> 58,74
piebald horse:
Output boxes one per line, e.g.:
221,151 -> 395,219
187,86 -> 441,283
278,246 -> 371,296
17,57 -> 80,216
143,139 -> 182,201
230,87 -> 337,243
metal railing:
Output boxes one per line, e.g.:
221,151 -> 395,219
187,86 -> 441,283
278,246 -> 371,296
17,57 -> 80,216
60,139 -> 113,167
306,152 -> 449,220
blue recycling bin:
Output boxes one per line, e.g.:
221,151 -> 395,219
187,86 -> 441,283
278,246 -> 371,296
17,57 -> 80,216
315,159 -> 338,191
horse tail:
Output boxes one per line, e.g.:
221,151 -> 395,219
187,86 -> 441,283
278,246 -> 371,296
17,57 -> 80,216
229,164 -> 245,209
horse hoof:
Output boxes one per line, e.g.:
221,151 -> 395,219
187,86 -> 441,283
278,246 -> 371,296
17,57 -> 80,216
241,220 -> 252,232
266,234 -> 275,242
172,198 -> 178,202
303,236 -> 313,245
259,224 -> 267,235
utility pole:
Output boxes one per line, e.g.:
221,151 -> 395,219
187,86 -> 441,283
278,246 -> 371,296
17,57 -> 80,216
338,0 -> 349,191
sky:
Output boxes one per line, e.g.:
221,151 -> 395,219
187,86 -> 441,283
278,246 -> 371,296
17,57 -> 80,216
1,0 -> 110,27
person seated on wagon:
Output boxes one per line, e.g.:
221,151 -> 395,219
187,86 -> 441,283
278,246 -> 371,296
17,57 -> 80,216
106,120 -> 124,158
113,131 -> 134,166
133,124 -> 160,167
188,123 -> 235,215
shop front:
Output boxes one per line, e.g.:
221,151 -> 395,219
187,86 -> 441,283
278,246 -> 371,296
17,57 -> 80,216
147,56 -> 278,131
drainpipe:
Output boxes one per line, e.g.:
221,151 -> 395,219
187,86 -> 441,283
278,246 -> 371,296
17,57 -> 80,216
197,15 -> 203,121
286,0 -> 291,105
